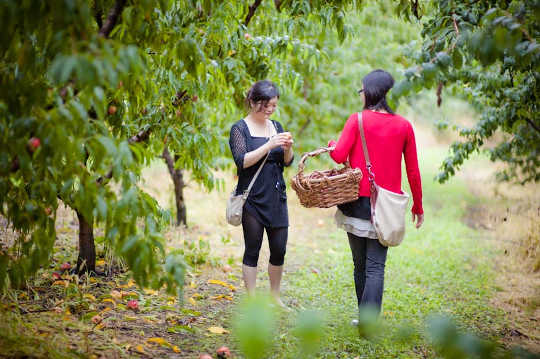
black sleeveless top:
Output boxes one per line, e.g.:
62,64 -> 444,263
229,119 -> 293,228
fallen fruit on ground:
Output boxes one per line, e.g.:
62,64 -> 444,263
60,263 -> 71,271
127,300 -> 139,311
217,346 -> 231,358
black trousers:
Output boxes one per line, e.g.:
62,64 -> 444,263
241,210 -> 288,267
347,233 -> 388,314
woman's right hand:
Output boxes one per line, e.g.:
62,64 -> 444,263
266,133 -> 291,151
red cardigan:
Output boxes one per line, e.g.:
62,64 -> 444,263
328,111 -> 423,215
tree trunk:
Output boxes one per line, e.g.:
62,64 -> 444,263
76,211 -> 96,273
163,147 -> 187,226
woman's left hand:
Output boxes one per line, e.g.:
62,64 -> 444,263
412,213 -> 424,229
281,132 -> 293,151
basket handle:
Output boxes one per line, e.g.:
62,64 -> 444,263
297,146 -> 350,177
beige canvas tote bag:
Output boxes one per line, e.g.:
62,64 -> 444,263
358,113 -> 409,247
226,151 -> 269,226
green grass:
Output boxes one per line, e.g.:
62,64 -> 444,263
256,147 -> 505,358
0,145 -> 517,359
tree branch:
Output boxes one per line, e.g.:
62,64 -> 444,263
450,13 -> 460,51
244,0 -> 263,27
99,0 -> 127,38
162,147 -> 175,177
525,119 -> 540,134
411,0 -> 420,20
436,82 -> 443,107
128,127 -> 151,144
93,4 -> 103,30
96,126 -> 153,184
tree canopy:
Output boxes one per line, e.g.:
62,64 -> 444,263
391,0 -> 540,183
0,0 -> 357,291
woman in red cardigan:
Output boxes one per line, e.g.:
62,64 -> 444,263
328,69 -> 424,319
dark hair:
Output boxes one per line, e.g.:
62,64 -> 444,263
246,80 -> 280,112
362,69 -> 395,114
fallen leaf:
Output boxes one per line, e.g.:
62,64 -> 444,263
147,337 -> 170,346
211,294 -> 233,301
121,291 -> 135,298
207,326 -> 229,334
110,290 -> 122,300
189,297 -> 197,306
189,281 -> 196,288
102,298 -> 116,306
144,289 -> 158,295
124,315 -> 137,321
172,345 -> 181,353
95,259 -> 106,266
91,315 -> 102,324
100,307 -> 112,315
83,294 -> 96,301
134,344 -> 145,353
208,279 -> 236,292
95,322 -> 105,330
311,268 -> 320,275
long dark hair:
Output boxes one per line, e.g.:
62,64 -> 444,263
362,69 -> 394,114
246,80 -> 280,112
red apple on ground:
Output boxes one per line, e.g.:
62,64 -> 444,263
127,300 -> 139,311
108,105 -> 117,115
192,95 -> 198,102
244,33 -> 252,40
60,262 -> 71,271
217,346 -> 231,358
199,354 -> 212,359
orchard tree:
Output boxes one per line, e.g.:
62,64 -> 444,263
392,0 -> 540,183
0,0 -> 357,290
160,0 -> 356,226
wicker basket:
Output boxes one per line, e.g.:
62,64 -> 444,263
290,147 -> 362,208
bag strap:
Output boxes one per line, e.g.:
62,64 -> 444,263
243,152 -> 269,198
357,112 -> 375,183
242,120 -> 276,198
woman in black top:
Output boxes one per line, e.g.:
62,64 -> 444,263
229,80 -> 294,305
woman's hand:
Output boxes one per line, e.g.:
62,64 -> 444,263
280,132 -> 294,151
266,133 -> 292,151
412,213 -> 424,229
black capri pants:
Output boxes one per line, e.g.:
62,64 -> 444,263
241,210 -> 288,267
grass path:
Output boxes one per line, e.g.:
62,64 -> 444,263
158,145 -> 507,358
